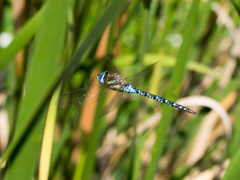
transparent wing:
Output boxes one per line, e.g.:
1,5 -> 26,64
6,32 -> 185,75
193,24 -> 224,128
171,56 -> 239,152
58,58 -> 120,110
58,83 -> 101,108
58,84 -> 127,117
99,91 -> 124,116
125,61 -> 159,87
103,57 -> 121,75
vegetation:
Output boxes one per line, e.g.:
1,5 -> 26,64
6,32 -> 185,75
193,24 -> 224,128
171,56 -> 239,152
0,0 -> 239,179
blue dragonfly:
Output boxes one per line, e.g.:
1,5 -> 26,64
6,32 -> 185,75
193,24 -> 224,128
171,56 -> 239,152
58,60 -> 197,115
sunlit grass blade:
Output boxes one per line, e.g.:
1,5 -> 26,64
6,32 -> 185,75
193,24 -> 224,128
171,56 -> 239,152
39,87 -> 60,180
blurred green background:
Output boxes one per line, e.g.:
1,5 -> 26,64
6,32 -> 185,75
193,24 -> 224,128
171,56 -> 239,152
0,0 -> 239,179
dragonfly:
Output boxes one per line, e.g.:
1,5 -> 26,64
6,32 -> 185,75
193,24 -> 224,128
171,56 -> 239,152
58,60 -> 197,115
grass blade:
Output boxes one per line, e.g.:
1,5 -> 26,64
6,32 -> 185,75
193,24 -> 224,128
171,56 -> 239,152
1,1 -> 68,177
222,148 -> 240,180
39,87 -> 60,180
145,0 -> 200,179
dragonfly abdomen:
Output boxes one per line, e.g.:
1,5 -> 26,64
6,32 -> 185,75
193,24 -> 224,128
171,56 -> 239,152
123,84 -> 196,114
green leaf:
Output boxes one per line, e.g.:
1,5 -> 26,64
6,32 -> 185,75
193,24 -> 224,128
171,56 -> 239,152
2,0 -> 68,179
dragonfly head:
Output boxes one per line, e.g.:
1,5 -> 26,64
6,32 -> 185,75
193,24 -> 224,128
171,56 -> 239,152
97,71 -> 108,84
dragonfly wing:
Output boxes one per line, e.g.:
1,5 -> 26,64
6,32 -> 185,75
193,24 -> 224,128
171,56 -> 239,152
125,61 -> 159,87
58,83 -> 101,108
101,57 -> 121,75
98,90 -> 124,116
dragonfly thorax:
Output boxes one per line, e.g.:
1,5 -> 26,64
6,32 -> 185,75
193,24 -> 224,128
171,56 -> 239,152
97,71 -> 127,92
